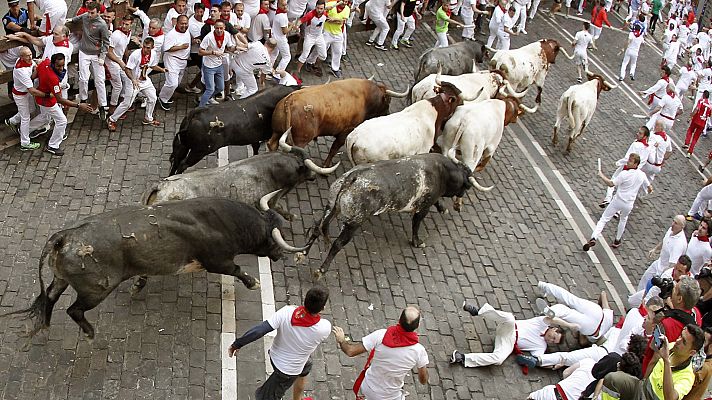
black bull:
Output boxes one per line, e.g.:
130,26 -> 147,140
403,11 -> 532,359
169,84 -> 299,176
303,153 -> 479,278
413,40 -> 487,84
3,198 -> 306,340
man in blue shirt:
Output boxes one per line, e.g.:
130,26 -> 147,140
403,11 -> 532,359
2,0 -> 31,35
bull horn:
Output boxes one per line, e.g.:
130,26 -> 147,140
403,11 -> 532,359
447,147 -> 459,162
519,102 -> 540,113
435,63 -> 442,86
272,228 -> 310,252
259,189 -> 282,211
560,47 -> 575,60
385,86 -> 410,98
460,87 -> 485,102
505,80 -> 528,98
305,159 -> 340,175
472,59 -> 478,73
325,76 -> 332,84
603,79 -> 619,89
367,74 -> 375,81
469,176 -> 494,192
485,45 -> 498,53
278,127 -> 293,152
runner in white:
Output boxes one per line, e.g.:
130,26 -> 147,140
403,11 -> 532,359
294,0 -> 327,79
27,0 -> 67,36
600,126 -> 650,208
105,15 -> 133,114
5,47 -> 41,150
640,120 -> 672,188
573,21 -> 593,83
637,216 -> 688,290
270,0 -> 293,71
641,66 -> 673,113
686,219 -> 712,275
619,23 -> 644,81
486,0 -> 506,48
158,15 -> 191,110
512,0 -> 530,34
231,35 -> 275,98
365,0 -> 392,50
163,0 -> 187,32
527,358 -> 596,400
646,84 -> 683,132
676,60 -> 698,97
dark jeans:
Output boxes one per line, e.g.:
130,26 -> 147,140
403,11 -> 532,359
255,358 -> 312,400
650,12 -> 659,33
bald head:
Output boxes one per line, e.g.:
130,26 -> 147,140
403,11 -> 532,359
399,306 -> 421,332
672,215 -> 686,234
655,119 -> 664,131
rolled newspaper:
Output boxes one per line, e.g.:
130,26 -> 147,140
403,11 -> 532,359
597,158 -> 601,173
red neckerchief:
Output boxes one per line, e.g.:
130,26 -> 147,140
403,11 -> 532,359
214,32 -> 225,48
698,234 -> 710,242
633,29 -> 643,37
259,7 -> 270,14
53,39 -> 70,47
220,12 -> 231,21
15,59 -> 32,68
205,18 -> 216,25
336,4 -> 346,11
445,7 -> 452,16
498,3 -> 505,12
276,7 -> 287,13
140,50 -> 151,66
290,306 -> 321,327
638,137 -> 649,146
623,165 -> 637,170
382,324 -> 419,347
654,130 -> 668,141
662,76 -> 670,83
150,28 -> 164,37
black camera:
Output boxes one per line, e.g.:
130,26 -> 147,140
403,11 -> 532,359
651,276 -> 675,299
696,266 -> 712,280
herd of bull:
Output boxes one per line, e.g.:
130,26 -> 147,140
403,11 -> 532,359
4,38 -> 621,343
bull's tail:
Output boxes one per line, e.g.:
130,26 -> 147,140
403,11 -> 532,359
567,98 -> 577,131
0,234 -> 65,338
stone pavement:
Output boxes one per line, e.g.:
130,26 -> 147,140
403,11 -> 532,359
0,5 -> 709,400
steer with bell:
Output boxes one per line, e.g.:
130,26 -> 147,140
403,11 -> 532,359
346,81 -> 475,166
169,84 -> 299,175
303,153 -> 482,278
553,72 -> 618,152
3,198 -> 307,340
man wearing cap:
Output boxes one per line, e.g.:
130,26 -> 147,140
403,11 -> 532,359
27,0 -> 67,36
228,286 -> 331,400
3,0 -> 31,35
333,306 -> 429,399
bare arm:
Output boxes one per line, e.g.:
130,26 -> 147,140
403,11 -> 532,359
598,170 -> 615,188
6,32 -> 44,47
28,1 -> 36,29
544,317 -> 580,331
417,366 -> 428,385
333,326 -> 369,357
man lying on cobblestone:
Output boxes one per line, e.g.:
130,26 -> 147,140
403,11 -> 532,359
333,306 -> 429,400
228,286 -> 331,400
450,301 -> 564,369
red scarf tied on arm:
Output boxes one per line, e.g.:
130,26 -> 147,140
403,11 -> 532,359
291,306 -> 321,327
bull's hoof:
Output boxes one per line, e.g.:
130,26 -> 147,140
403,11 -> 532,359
453,197 -> 464,212
294,252 -> 306,264
312,269 -> 324,281
411,239 -> 426,248
474,165 -> 485,173
247,279 -> 261,290
551,139 -> 558,146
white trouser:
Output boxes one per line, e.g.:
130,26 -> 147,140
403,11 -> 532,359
435,32 -> 449,48
540,282 -> 605,337
463,303 -> 516,367
591,196 -> 635,241
530,0 -> 541,18
270,37 -> 291,71
30,104 -> 67,148
498,34 -> 511,50
392,15 -> 416,44
9,92 -> 36,146
637,259 -> 664,291
298,34 -> 327,63
106,60 -> 132,106
110,79 -> 156,123
689,185 -> 712,216
78,51 -> 107,106
487,24 -> 498,47
528,386 -> 558,400
590,25 -> 602,40
512,2 -> 527,31
640,163 -> 661,192
645,113 -> 674,132
460,9 -> 475,39
604,165 -> 624,203
367,5 -> 389,45
40,8 -> 67,36
538,344 -> 608,367
233,67 -> 258,99
675,81 -> 691,97
620,51 -> 638,78
308,32 -> 343,71
360,381 -> 406,400
159,57 -> 187,103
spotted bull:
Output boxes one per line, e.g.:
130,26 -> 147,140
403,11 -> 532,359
168,84 -> 299,175
3,198 -> 307,340
302,153 -> 480,277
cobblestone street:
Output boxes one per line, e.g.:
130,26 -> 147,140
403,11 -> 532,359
0,4 -> 708,399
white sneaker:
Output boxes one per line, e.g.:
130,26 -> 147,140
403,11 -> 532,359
140,98 -> 147,109
520,29 -> 528,34
208,98 -> 219,105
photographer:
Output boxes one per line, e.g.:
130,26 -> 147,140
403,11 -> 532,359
695,266 -> 712,329
629,255 -> 692,307
641,276 -> 702,374
602,324 -> 705,400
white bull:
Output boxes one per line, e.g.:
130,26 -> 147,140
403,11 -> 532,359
410,70 -> 528,104
489,39 -> 574,104
441,97 -> 538,181
553,72 -> 618,153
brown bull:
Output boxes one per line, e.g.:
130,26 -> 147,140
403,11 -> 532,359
267,79 -> 408,167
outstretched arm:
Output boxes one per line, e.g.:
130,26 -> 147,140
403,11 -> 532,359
228,321 -> 275,356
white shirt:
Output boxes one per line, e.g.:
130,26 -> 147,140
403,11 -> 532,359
612,168 -> 649,202
360,329 -> 429,400
528,358 -> 596,400
107,29 -> 131,61
698,31 -> 710,50
658,227 -> 689,271
550,304 -> 614,340
41,35 -> 74,64
243,0 -> 260,16
502,13 -> 515,38
235,13 -> 251,31
288,0 -> 310,19
188,16 -> 205,53
516,316 -> 549,357
574,30 -> 592,56
664,40 -> 681,63
697,67 -> 712,86
232,41 -> 271,73
489,5 -> 506,30
626,32 -> 645,54
302,10 -> 327,37
619,139 -> 650,169
163,8 -> 182,32
609,307 -> 645,355
647,131 -> 672,165
126,48 -> 158,82
12,59 -> 35,93
200,30 -> 234,68
687,234 -> 712,275
657,93 -> 683,118
271,12 -> 289,41
266,305 -> 331,375
643,78 -> 673,99
678,66 -> 697,88
27,0 -> 67,15
249,13 -> 271,41
162,28 -> 192,61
